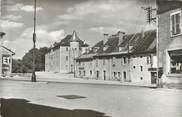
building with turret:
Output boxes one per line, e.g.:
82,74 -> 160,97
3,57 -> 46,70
45,31 -> 89,73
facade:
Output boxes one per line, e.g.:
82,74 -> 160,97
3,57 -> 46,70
1,46 -> 15,76
76,30 -> 157,85
45,31 -> 89,73
158,1 -> 182,83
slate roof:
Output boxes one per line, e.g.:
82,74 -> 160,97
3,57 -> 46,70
76,30 -> 156,60
157,0 -> 182,14
131,30 -> 156,54
49,31 -> 89,51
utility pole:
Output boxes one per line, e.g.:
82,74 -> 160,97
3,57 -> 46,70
142,5 -> 162,87
32,0 -> 36,82
1,0 -> 7,16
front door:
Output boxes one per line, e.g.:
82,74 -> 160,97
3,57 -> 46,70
123,72 -> 126,81
151,72 -> 157,84
96,71 -> 99,79
103,71 -> 106,80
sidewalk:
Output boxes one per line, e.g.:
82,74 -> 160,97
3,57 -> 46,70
1,72 -> 157,88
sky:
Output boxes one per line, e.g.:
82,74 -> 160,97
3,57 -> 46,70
0,0 -> 156,59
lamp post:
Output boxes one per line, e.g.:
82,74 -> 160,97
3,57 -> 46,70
31,0 -> 36,82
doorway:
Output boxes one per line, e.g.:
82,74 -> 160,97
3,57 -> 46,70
96,71 -> 99,79
123,71 -> 126,81
151,72 -> 157,84
103,70 -> 106,80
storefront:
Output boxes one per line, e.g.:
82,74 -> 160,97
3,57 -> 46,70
168,49 -> 182,74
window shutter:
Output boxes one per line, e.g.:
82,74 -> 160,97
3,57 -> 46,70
176,13 -> 181,34
171,15 -> 175,35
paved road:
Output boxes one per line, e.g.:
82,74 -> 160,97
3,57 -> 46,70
0,80 -> 182,117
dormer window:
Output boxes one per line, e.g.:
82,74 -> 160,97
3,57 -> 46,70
93,47 -> 99,52
170,11 -> 182,36
103,46 -> 109,51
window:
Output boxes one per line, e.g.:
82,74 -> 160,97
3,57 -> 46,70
140,66 -> 143,72
103,59 -> 106,65
169,50 -> 182,74
118,72 -> 121,78
90,62 -> 92,66
96,59 -> 98,67
133,66 -> 136,69
171,11 -> 181,36
66,47 -> 68,51
83,71 -> 86,76
114,72 -> 117,77
66,56 -> 68,61
66,65 -> 68,70
147,56 -> 151,64
112,57 -> 116,66
123,57 -> 127,64
90,70 -> 92,76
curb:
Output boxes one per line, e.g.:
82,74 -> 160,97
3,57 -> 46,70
0,77 -> 157,88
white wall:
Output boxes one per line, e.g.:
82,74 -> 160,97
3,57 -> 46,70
130,55 -> 153,84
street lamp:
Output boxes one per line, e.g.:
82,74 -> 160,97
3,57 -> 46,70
31,0 -> 36,82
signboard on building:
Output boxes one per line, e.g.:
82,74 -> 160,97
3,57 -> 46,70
2,55 -> 11,75
3,56 -> 10,65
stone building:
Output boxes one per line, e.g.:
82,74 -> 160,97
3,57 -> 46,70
45,31 -> 89,73
75,30 -> 157,85
158,1 -> 182,83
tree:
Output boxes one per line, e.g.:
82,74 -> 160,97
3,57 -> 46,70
12,47 -> 49,73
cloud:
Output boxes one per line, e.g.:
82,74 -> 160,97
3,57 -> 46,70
53,21 -> 70,25
49,30 -> 66,41
2,40 -> 9,47
57,0 -> 133,20
3,15 -> 22,21
21,5 -> 43,12
0,20 -> 24,29
9,3 -> 43,12
58,14 -> 81,20
8,26 -> 66,58
89,26 -> 124,34
20,27 -> 66,42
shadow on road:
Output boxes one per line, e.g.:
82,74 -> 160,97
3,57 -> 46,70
1,98 -> 109,117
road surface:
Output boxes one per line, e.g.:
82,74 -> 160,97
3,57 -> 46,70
0,80 -> 182,117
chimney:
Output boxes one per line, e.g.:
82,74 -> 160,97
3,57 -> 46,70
103,33 -> 109,45
141,28 -> 145,38
117,31 -> 125,46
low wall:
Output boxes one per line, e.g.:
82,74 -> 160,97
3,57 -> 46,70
11,73 -> 32,77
